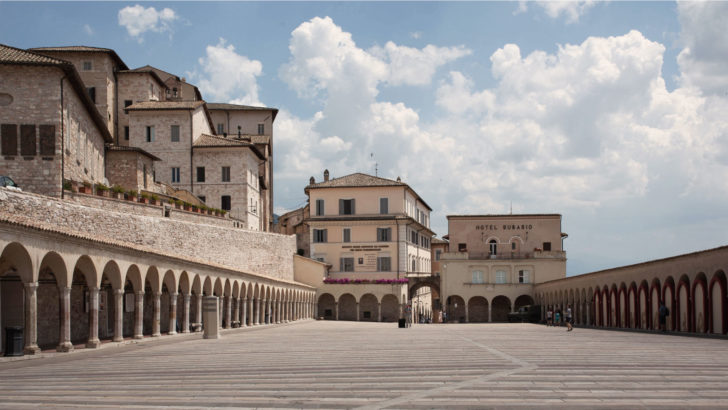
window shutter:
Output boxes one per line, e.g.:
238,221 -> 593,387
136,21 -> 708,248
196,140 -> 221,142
351,199 -> 355,214
20,124 -> 36,156
339,199 -> 344,215
39,125 -> 55,156
339,258 -> 344,271
323,229 -> 327,243
1,124 -> 18,156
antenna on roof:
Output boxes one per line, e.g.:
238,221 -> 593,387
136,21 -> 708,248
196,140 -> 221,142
371,152 -> 377,177
510,200 -> 513,215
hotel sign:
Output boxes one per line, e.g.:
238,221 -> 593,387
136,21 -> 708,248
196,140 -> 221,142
475,224 -> 533,231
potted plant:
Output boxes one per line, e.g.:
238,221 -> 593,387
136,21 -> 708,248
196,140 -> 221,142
150,194 -> 160,205
79,180 -> 92,194
206,206 -> 213,215
214,208 -> 221,217
111,185 -> 125,199
139,192 -> 150,204
63,180 -> 73,192
182,201 -> 191,211
126,189 -> 137,201
173,199 -> 182,209
95,183 -> 109,197
220,209 -> 227,217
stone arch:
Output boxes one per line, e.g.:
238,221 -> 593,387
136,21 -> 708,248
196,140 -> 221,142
0,242 -> 34,283
381,294 -> 399,322
709,270 -> 727,335
692,272 -> 708,333
610,284 -> 618,327
202,276 -> 213,295
446,295 -> 465,322
98,260 -> 122,341
359,293 -> 378,321
676,275 -> 690,332
468,296 -> 488,323
318,293 -> 335,320
338,293 -> 356,321
593,287 -> 601,326
69,255 -> 99,345
514,294 -> 534,310
232,281 -> 240,299
649,277 -> 661,330
179,272 -> 192,295
35,251 -> 65,350
160,270 -> 177,334
601,285 -> 609,328
491,295 -> 511,322
637,280 -> 649,329
618,282 -> 628,328
662,276 -> 676,331
213,277 -> 223,296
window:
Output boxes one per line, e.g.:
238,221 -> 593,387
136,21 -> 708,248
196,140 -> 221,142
489,240 -> 497,255
377,227 -> 391,242
313,229 -> 328,243
39,125 -> 55,156
340,257 -> 354,272
124,126 -> 129,140
1,124 -> 17,156
199,196 -> 206,203
512,242 -> 516,250
82,61 -> 92,71
171,125 -> 180,142
222,166 -> 230,182
458,243 -> 467,252
411,258 -> 416,272
196,167 -> 205,182
173,87 -> 178,98
380,197 -> 388,214
435,249 -> 441,261
257,123 -> 264,135
377,257 -> 391,272
543,242 -> 552,251
124,100 -> 132,108
343,228 -> 351,243
339,199 -> 355,215
20,124 -> 35,156
519,270 -> 530,284
496,270 -> 507,284
217,123 -> 224,134
171,167 -> 180,183
146,126 -> 155,142
411,230 -> 418,244
87,87 -> 96,103
315,199 -> 324,216
221,195 -> 231,211
472,271 -> 484,284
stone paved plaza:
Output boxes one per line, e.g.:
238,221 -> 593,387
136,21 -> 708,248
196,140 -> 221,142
1,321 -> 727,409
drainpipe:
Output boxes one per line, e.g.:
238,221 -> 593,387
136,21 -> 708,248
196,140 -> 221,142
189,110 -> 194,193
60,75 -> 66,199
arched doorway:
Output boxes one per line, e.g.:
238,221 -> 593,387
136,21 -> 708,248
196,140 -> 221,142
380,294 -> 399,322
359,294 -> 378,322
446,295 -> 465,323
491,295 -> 511,322
317,293 -> 335,320
338,294 -> 356,321
514,294 -> 534,310
468,297 -> 488,323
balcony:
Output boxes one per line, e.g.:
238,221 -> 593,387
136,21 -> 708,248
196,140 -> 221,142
457,250 -> 566,260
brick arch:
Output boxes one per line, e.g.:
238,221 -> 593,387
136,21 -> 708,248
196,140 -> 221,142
692,273 -> 708,333
709,271 -> 727,334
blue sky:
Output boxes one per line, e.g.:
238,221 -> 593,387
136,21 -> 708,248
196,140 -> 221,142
2,1 -> 727,276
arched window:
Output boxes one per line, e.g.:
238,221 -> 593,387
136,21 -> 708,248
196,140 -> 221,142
489,240 -> 497,256
411,257 -> 416,272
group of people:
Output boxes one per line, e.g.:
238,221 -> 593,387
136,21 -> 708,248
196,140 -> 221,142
545,305 -> 573,331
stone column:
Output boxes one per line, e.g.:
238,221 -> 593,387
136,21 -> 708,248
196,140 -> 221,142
134,291 -> 144,339
196,295 -> 203,331
287,300 -> 292,322
248,297 -> 254,326
586,302 -> 591,326
57,286 -> 73,352
182,293 -> 191,333
168,293 -> 178,335
335,302 -> 339,320
242,298 -> 248,327
86,287 -> 100,348
113,289 -> 124,342
276,300 -> 281,324
356,302 -> 360,322
256,298 -> 262,325
218,298 -> 224,329
152,292 -> 161,337
464,303 -> 469,324
203,296 -> 220,339
23,282 -> 40,354
378,303 -> 382,322
232,297 -> 239,327
225,296 -> 232,329
488,305 -> 492,323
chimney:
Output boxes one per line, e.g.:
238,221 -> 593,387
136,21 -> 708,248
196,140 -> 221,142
223,132 -> 227,138
237,125 -> 242,139
396,176 -> 401,182
181,77 -> 186,83
309,176 -> 315,185
324,169 -> 329,182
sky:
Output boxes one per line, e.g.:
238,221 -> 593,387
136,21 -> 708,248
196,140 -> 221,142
1,1 -> 727,276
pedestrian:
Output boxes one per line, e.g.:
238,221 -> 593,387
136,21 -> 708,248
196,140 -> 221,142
566,304 -> 573,331
658,301 -> 669,332
546,308 -> 553,326
555,310 -> 561,326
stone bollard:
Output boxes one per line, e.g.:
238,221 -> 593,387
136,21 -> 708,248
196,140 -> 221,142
203,296 -> 220,339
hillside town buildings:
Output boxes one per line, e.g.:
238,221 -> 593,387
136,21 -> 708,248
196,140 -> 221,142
0,41 -> 726,359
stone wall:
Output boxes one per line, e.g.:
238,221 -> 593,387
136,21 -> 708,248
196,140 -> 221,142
117,72 -> 164,146
0,189 -> 296,281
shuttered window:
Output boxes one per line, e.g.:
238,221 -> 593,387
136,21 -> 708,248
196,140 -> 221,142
377,257 -> 391,272
377,227 -> 391,242
39,125 -> 55,156
20,124 -> 36,156
1,124 -> 17,156
339,199 -> 355,215
340,257 -> 354,272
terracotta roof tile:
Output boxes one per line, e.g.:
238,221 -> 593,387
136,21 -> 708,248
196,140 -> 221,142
126,100 -> 205,111
0,44 -> 69,65
105,145 -> 162,161
206,102 -> 278,120
28,45 -> 129,70
308,173 -> 406,189
193,134 -> 265,159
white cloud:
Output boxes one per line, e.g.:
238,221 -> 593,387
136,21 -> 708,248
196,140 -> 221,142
83,24 -> 94,36
118,5 -> 178,42
369,42 -> 472,86
676,1 -> 728,96
518,1 -> 597,23
273,17 -> 728,274
193,38 -> 263,105
410,31 -> 422,40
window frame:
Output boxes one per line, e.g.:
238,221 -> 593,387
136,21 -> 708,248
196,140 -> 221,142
170,125 -> 180,142
221,166 -> 231,182
196,166 -> 205,183
342,228 -> 351,243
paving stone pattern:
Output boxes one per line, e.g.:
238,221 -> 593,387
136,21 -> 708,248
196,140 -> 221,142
1,322 -> 727,409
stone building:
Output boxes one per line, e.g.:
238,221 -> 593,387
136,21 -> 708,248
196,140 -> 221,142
274,204 -> 310,257
0,44 -> 112,197
439,214 -> 567,322
104,145 -> 160,193
116,68 -> 167,146
307,170 -> 434,322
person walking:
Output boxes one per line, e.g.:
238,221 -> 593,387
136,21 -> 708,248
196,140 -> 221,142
658,301 -> 669,332
555,309 -> 561,327
546,308 -> 553,326
566,304 -> 573,331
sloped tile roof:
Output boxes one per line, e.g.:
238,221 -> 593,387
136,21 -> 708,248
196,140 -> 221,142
126,100 -> 205,111
207,102 -> 279,120
28,45 -> 129,70
193,134 -> 265,159
308,173 -> 406,189
105,145 -> 161,161
0,44 -> 68,65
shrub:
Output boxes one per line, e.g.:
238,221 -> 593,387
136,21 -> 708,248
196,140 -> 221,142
111,185 -> 125,194
126,189 -> 137,198
96,183 -> 109,191
63,180 -> 72,191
